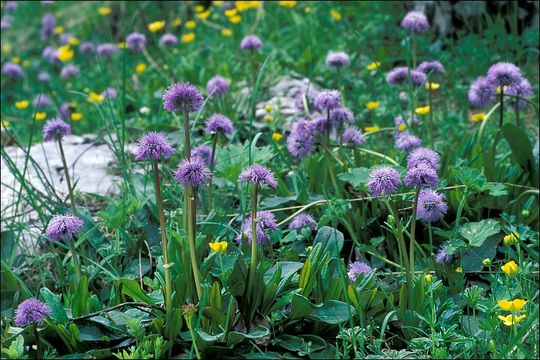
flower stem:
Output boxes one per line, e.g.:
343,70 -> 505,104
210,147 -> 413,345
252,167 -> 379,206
69,236 -> 81,281
428,88 -> 434,147
428,223 -> 435,270
187,185 -> 203,300
153,160 -> 172,313
247,186 -> 258,299
33,323 -> 43,360
57,139 -> 77,216
515,99 -> 520,127
183,110 -> 191,159
411,32 -> 417,68
409,189 -> 420,277
208,134 -> 218,209
388,199 -> 412,301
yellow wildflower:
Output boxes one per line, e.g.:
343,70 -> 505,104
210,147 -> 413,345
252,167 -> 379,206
197,10 -> 211,20
498,299 -> 527,312
54,26 -> 64,34
365,101 -> 380,110
136,63 -> 146,73
272,132 -> 283,141
501,260 -> 518,277
185,20 -> 196,29
304,6 -> 312,14
117,42 -> 127,49
330,9 -> 342,21
148,20 -> 166,33
455,267 -> 463,273
398,123 -> 407,132
71,113 -> 83,121
209,241 -> 228,253
415,105 -> 430,115
482,258 -> 491,267
195,4 -> 205,12
34,112 -> 47,121
221,28 -> 233,37
98,7 -> 112,16
264,114 -> 274,123
212,1 -> 224,6
56,45 -> 74,62
15,100 -> 29,109
230,15 -> 241,24
68,37 -> 80,46
88,92 -> 104,104
364,126 -> 380,133
425,82 -> 440,91
498,314 -> 526,326
279,1 -> 297,7
264,104 -> 272,112
181,33 -> 196,43
11,56 -> 20,64
22,60 -> 30,68
1,120 -> 9,128
424,274 -> 433,284
224,8 -> 238,17
2,44 -> 12,54
503,232 -> 519,246
367,61 -> 381,71
172,18 -> 182,27
471,113 -> 486,122
496,85 -> 508,94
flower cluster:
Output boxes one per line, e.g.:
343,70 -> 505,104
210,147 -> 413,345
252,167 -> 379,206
236,211 -> 278,245
46,214 -> 84,241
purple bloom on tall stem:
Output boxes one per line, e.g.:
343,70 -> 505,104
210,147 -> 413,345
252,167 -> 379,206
417,60 -> 445,74
174,157 -> 211,187
417,189 -> 448,222
311,115 -> 331,135
387,67 -> 426,86
60,33 -> 74,45
33,94 -> 53,108
289,213 -> 317,230
314,90 -> 341,111
329,107 -> 355,126
342,127 -> 366,145
14,299 -> 51,327
1,16 -> 12,30
407,147 -> 440,170
79,42 -> 95,54
468,76 -> 496,108
37,72 -> 51,83
435,246 -> 452,264
348,261 -> 373,282
401,11 -> 429,33
42,46 -> 59,63
43,118 -> 71,141
205,113 -> 234,135
405,163 -> 439,188
367,166 -> 401,197
236,211 -> 278,245
45,214 -> 83,241
101,87 -> 117,99
206,75 -> 230,97
287,118 -> 316,159
126,32 -> 146,52
163,82 -> 204,113
240,34 -> 263,50
326,51 -> 350,69
58,102 -> 72,120
134,132 -> 174,161
506,78 -> 533,109
60,64 -> 79,79
395,132 -> 421,151
97,43 -> 119,57
486,62 -> 522,88
1,62 -> 23,78
5,1 -> 18,11
41,13 -> 55,40
192,144 -> 213,166
159,33 -> 178,46
239,164 -> 277,188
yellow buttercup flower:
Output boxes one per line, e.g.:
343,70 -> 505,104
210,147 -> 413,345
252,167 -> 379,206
501,260 -> 518,277
264,104 -> 272,112
195,4 -> 205,13
54,26 -> 64,34
172,18 -> 182,27
367,61 -> 381,71
212,1 -> 224,6
279,1 -> 297,7
221,28 -> 233,37
2,44 -> 12,54
415,105 -> 430,115
11,56 -> 21,64
88,92 -> 104,104
224,8 -> 238,17
272,132 -> 283,141
498,299 -> 527,312
117,42 -> 127,49
209,241 -> 228,253
98,6 -> 112,16
34,112 -> 47,121
364,126 -> 380,133
503,232 -> 519,246
56,45 -> 74,62
71,113 -> 83,121
496,85 -> 508,94
365,101 -> 380,110
471,113 -> 486,122
15,100 -> 29,109
197,10 -> 211,20
424,274 -> 433,284
230,15 -> 241,24
235,1 -> 260,11
1,120 -> 9,128
304,6 -> 312,14
136,63 -> 146,73
185,20 -> 196,29
425,82 -> 440,91
68,37 -> 80,46
398,123 -> 407,132
264,114 -> 274,123
498,314 -> 526,326
148,20 -> 166,33
181,33 -> 196,43
330,9 -> 342,21
455,267 -> 463,273
22,60 -> 31,68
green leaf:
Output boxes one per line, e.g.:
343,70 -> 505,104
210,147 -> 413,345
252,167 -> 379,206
462,236 -> 499,271
275,334 -> 327,353
290,293 -> 313,319
502,123 -> 534,169
459,219 -> 500,247
40,288 -> 68,324
119,279 -> 154,304
455,166 -> 487,192
310,300 -> 355,324
165,308 -> 182,342
226,325 -> 270,347
313,226 -> 344,258
337,167 -> 371,189
228,254 -> 247,297
487,183 -> 508,197
71,276 -> 89,318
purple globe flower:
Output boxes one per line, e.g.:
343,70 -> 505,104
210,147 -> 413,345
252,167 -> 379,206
2,62 -> 23,78
159,33 -> 178,46
417,189 -> 448,222
288,213 -> 317,230
1,16 -> 12,30
46,214 -> 84,240
60,64 -> 79,79
101,87 -> 117,99
468,76 -> 496,108
41,13 -> 55,40
311,115 -> 332,135
163,82 -> 204,113
407,147 -> 440,170
97,43 -> 119,57
329,107 -> 354,126
37,72 -> 51,83
387,67 -> 426,86
174,157 -> 211,187
395,132 -> 421,151
42,46 -> 59,63
79,42 -> 95,54
135,132 -> 174,161
5,1 -> 18,11
58,102 -> 72,120
240,35 -> 263,51
435,246 -> 452,264
367,166 -> 401,197
401,11 -> 429,33
239,164 -> 277,188
314,90 -> 341,111
192,144 -> 213,166
236,211 -> 278,245
342,127 -> 366,145
14,299 -> 51,327
417,60 -> 445,75
59,33 -> 74,46
405,163 -> 439,188
43,118 -> 71,141
33,94 -> 53,108
486,62 -> 522,88
206,75 -> 230,97
126,32 -> 146,52
326,51 -> 350,69
506,78 -> 533,109
287,118 -> 316,159
205,113 -> 234,135
348,261 -> 373,282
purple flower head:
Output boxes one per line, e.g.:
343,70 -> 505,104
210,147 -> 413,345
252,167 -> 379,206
206,75 -> 230,97
417,189 -> 447,222
326,51 -> 350,69
342,127 -> 366,145
135,132 -> 174,161
239,164 -> 277,188
97,43 -> 119,57
407,147 -> 440,171
14,299 -> 51,327
43,118 -> 71,141
417,60 -> 445,75
5,1 -> 18,11
287,118 -> 316,159
435,246 -> 452,264
314,90 -> 341,111
401,11 -> 429,33
42,46 -> 59,63
236,211 -> 278,245
405,163 -> 439,188
41,1 -> 55,5
1,16 -> 13,30
387,67 -> 426,86
79,42 -> 95,54
312,115 -> 333,135
468,76 -> 496,108
33,94 -> 53,108
394,114 -> 420,126
329,107 -> 354,126
58,102 -> 72,120
192,144 -> 213,166
506,78 -> 533,109
163,82 -> 204,113
367,166 -> 401,197
60,64 -> 79,79
126,32 -> 146,52
486,62 -> 522,88
41,13 -> 55,40
288,213 -> 317,230
240,35 -> 263,51
46,214 -> 83,240
205,113 -> 234,135
174,157 -> 211,187
59,33 -> 73,45
101,87 -> 117,99
1,62 -> 23,78
37,72 -> 51,83
395,132 -> 421,151
159,33 -> 178,47
348,261 -> 373,282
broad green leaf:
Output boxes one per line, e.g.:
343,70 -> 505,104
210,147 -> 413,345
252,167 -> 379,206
313,226 -> 344,257
226,325 -> 269,347
311,300 -> 356,324
502,123 -> 534,169
338,167 -> 371,189
487,183 -> 508,197
455,166 -> 486,192
459,219 -> 500,247
40,288 -> 68,324
462,236 -> 499,271
119,279 -> 154,304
